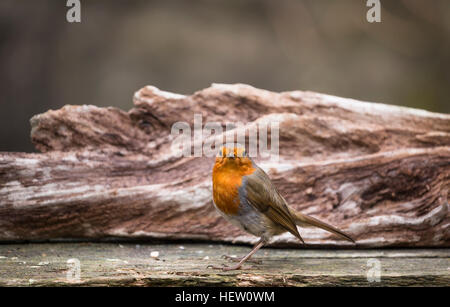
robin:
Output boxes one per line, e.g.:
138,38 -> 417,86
209,146 -> 355,271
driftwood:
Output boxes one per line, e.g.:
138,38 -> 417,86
0,83 -> 449,247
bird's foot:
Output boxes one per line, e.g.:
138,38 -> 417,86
221,254 -> 262,264
207,263 -> 243,271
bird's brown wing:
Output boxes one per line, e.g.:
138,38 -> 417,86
243,167 -> 304,244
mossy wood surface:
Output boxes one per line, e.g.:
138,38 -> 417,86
0,243 -> 448,286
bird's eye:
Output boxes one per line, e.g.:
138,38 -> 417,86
235,148 -> 246,158
217,148 -> 225,157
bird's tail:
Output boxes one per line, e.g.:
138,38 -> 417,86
289,208 -> 355,243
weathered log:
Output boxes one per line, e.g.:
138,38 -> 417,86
0,83 -> 449,247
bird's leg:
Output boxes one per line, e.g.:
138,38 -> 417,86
208,239 -> 265,271
221,254 -> 262,264
222,240 -> 265,271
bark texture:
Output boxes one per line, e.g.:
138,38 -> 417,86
0,83 -> 449,247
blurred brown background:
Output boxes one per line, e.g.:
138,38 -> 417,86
0,0 -> 449,152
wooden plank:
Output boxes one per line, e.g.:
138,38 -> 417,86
0,243 -> 448,286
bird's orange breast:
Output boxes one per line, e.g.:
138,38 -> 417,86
212,157 -> 255,215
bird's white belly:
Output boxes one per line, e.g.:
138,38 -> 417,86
213,200 -> 268,238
